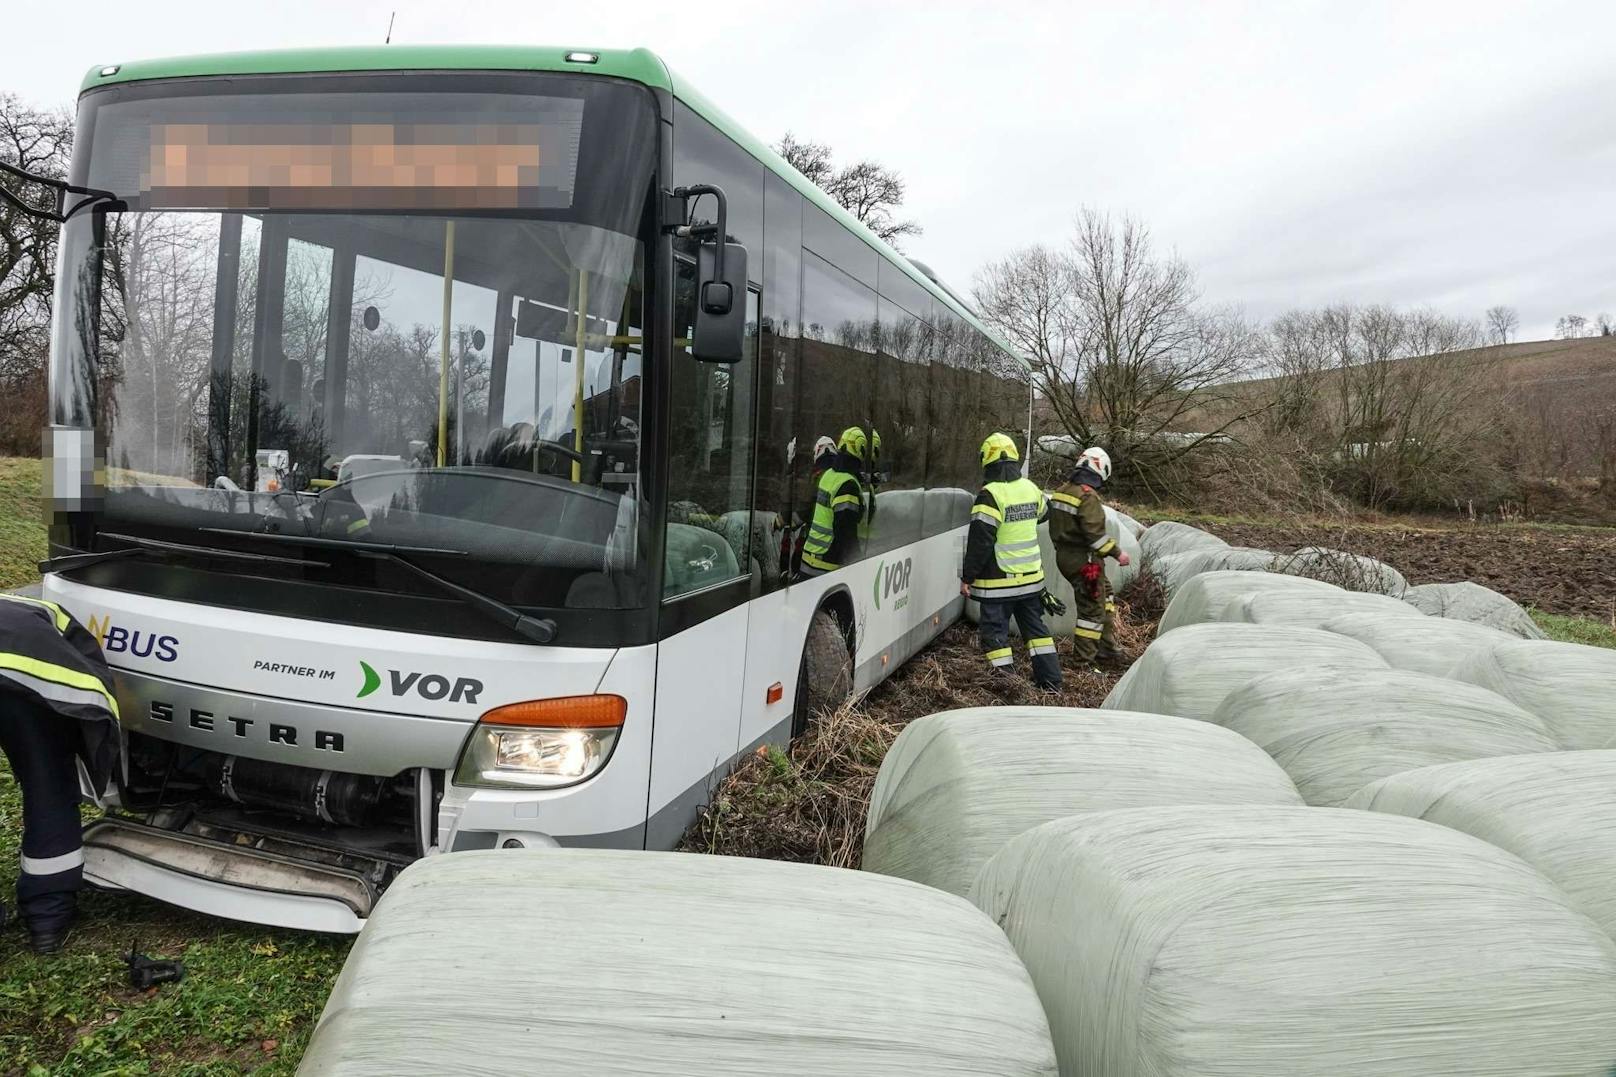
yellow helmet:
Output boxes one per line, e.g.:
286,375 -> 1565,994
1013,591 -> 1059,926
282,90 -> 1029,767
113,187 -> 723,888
837,426 -> 869,462
979,432 -> 1020,467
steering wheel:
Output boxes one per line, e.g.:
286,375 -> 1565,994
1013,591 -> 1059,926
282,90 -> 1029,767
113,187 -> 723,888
534,438 -> 586,465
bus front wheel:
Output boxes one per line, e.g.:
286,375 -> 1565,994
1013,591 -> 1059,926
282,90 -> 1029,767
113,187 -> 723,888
793,609 -> 852,737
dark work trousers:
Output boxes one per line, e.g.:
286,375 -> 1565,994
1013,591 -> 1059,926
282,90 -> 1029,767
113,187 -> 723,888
0,696 -> 85,932
977,592 -> 1063,690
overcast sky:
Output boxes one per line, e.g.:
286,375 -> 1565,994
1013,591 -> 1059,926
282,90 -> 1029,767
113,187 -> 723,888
7,0 -> 1612,340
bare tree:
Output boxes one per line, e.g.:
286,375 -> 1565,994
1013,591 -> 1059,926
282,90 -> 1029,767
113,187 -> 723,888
974,210 -> 1260,493
1555,314 -> 1589,339
1484,304 -> 1519,345
0,95 -> 74,387
1596,312 -> 1614,337
774,132 -> 921,246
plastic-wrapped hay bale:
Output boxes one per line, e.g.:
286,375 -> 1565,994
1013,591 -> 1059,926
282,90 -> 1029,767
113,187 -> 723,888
969,806 -> 1616,1077
1449,638 -> 1616,749
1138,520 -> 1228,563
863,707 -> 1303,897
1101,622 -> 1386,721
1146,546 -> 1277,599
1232,587 -> 1426,630
1272,545 -> 1408,595
1103,520 -> 1142,593
301,850 -> 1057,1076
1346,751 -> 1616,938
1104,505 -> 1146,539
1319,611 -> 1513,677
1158,570 -> 1341,634
1402,581 -> 1546,639
1210,667 -> 1558,806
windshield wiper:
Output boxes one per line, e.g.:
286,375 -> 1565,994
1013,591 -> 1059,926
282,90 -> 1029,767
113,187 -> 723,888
202,530 -> 558,644
40,532 -> 330,574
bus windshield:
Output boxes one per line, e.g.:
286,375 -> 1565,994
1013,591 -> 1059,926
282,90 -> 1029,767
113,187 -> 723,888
50,77 -> 659,614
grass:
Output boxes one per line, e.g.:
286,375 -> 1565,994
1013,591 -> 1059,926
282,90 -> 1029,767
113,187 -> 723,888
0,456 -> 47,589
1531,610 -> 1616,650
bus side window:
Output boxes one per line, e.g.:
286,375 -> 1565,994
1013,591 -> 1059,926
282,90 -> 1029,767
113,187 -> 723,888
664,259 -> 758,599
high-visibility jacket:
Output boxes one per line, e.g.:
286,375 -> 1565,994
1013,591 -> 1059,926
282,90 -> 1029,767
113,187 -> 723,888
1048,477 -> 1119,582
961,475 -> 1048,599
0,593 -> 120,794
800,463 -> 863,575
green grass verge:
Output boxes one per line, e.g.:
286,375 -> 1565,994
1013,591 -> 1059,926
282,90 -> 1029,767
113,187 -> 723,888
0,456 -> 47,589
0,771 -> 349,1073
1530,610 -> 1616,649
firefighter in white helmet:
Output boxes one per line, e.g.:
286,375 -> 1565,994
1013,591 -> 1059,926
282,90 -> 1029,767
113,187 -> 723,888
1047,446 -> 1129,667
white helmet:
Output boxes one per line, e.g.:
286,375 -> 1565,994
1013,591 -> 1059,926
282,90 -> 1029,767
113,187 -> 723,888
1080,446 -> 1113,482
812,435 -> 837,464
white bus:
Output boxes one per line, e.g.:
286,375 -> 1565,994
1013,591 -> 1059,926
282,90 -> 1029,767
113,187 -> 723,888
35,44 -> 1027,931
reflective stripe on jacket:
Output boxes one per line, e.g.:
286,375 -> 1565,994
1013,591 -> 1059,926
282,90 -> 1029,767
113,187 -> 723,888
967,477 -> 1047,598
1048,481 -> 1117,582
0,592 -> 121,794
801,466 -> 863,574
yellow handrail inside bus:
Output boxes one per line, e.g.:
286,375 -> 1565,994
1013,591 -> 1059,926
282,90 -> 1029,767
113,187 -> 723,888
437,220 -> 456,467
572,269 -> 588,483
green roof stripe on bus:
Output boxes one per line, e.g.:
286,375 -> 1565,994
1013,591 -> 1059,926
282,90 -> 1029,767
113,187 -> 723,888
79,44 -> 1023,364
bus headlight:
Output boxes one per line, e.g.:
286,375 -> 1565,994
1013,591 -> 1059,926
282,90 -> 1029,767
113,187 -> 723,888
454,695 -> 625,789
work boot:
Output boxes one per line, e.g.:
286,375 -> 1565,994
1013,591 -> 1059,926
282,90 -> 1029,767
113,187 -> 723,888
1093,648 -> 1126,668
26,911 -> 76,955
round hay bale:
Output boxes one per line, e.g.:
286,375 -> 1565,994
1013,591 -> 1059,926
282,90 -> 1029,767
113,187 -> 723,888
1402,581 -> 1546,639
1232,587 -> 1426,630
1319,611 -> 1514,677
1211,667 -> 1558,806
1272,545 -> 1408,595
1101,622 -> 1386,721
1346,750 -> 1616,939
1138,520 -> 1228,563
1104,522 -> 1142,593
302,850 -> 1058,1075
1159,570 -> 1341,634
1144,545 -> 1272,599
1104,505 -> 1146,539
863,707 -> 1303,897
1448,638 -> 1616,749
969,805 -> 1616,1077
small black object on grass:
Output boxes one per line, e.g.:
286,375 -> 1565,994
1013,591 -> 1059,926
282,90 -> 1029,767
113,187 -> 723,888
125,939 -> 185,990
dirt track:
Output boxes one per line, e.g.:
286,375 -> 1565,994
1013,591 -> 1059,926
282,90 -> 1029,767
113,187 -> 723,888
1194,519 -> 1616,621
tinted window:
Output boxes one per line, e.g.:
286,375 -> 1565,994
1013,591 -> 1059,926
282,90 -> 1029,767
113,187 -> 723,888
867,298 -> 928,553
803,202 -> 877,289
673,102 -> 763,281
757,172 -> 803,589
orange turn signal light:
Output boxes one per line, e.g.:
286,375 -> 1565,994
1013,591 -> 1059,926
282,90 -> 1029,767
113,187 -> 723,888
766,682 -> 784,704
480,694 -> 626,729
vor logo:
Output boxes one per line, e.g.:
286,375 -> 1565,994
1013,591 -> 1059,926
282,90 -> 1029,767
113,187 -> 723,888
872,557 -> 913,611
357,660 -> 483,704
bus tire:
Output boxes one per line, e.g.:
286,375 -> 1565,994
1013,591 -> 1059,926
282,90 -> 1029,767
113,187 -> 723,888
794,609 -> 852,737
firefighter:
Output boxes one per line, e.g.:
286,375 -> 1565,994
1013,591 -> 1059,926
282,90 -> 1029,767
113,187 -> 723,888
960,433 -> 1062,691
798,426 -> 870,577
1048,446 -> 1130,666
0,593 -> 119,954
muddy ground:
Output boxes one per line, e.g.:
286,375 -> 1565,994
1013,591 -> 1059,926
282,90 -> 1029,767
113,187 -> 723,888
1186,519 -> 1616,621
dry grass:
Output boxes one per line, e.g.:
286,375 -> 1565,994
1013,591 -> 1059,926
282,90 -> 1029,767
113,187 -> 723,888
679,583 -> 1159,869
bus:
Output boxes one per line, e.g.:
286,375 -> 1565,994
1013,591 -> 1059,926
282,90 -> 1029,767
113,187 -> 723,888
31,45 -> 1028,931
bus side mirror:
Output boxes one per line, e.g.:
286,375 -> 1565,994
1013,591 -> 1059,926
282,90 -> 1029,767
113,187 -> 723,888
693,241 -> 748,363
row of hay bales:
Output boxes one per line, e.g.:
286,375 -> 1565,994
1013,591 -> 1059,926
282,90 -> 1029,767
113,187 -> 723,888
861,516 -> 1616,1075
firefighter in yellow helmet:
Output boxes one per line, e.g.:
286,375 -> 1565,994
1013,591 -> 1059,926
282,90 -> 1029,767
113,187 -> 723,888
0,594 -> 120,953
1048,445 -> 1129,666
959,433 -> 1062,690
798,426 -> 871,577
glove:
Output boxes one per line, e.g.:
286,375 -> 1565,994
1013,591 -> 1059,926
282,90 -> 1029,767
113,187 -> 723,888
1040,589 -> 1067,617
1079,562 -> 1102,583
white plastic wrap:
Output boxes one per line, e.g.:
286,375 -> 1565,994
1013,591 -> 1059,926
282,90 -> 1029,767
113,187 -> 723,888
1271,545 -> 1408,595
301,849 -> 1058,1076
1402,581 -> 1546,639
1146,546 -> 1280,599
1158,570 -> 1341,634
1319,611 -> 1513,678
1103,519 -> 1142,593
969,806 -> 1616,1077
1104,505 -> 1146,539
1101,622 -> 1387,721
1232,587 -> 1427,630
1210,667 -> 1558,806
1448,638 -> 1616,749
1138,520 -> 1228,563
1346,750 -> 1616,938
863,707 -> 1302,896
